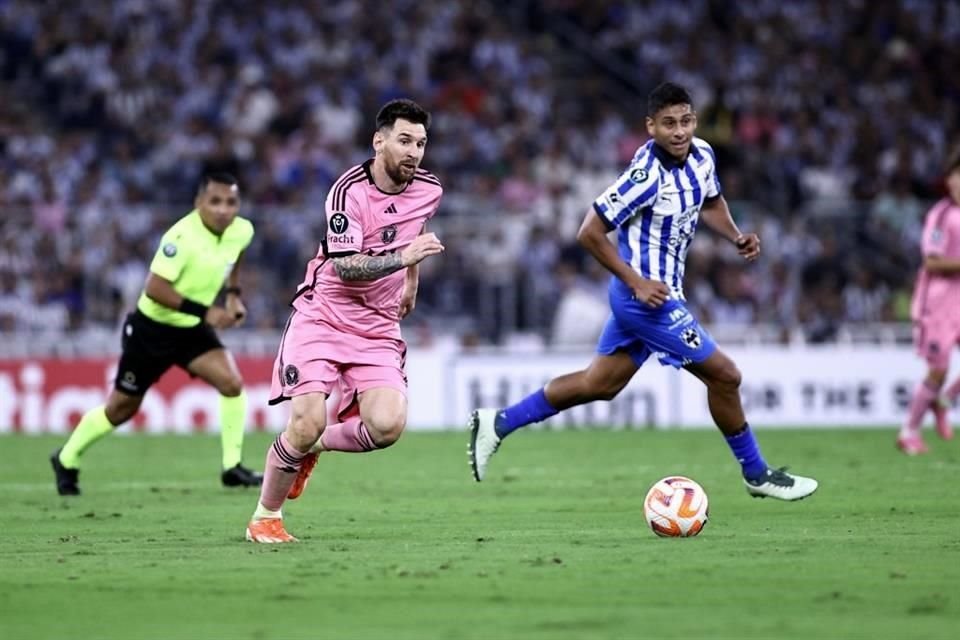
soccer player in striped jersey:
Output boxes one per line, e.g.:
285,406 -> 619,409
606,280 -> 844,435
468,82 -> 818,501
897,148 -> 960,454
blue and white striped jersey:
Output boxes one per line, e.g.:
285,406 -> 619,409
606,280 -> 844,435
592,137 -> 721,300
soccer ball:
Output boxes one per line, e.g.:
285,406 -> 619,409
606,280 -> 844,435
643,476 -> 709,538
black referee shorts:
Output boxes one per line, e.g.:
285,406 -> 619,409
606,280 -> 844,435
114,310 -> 224,395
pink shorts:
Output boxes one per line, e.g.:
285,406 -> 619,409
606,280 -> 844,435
269,311 -> 407,418
914,320 -> 960,369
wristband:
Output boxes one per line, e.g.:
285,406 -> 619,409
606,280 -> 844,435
224,286 -> 242,296
178,298 -> 209,318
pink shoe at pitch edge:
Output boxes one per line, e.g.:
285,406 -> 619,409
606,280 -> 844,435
896,433 -> 929,456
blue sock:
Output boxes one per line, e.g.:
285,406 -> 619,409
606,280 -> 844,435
495,388 -> 558,439
724,424 -> 768,481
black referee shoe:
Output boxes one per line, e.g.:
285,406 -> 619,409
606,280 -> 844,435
50,448 -> 81,496
221,464 -> 263,488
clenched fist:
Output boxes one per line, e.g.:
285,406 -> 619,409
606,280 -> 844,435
735,233 -> 760,261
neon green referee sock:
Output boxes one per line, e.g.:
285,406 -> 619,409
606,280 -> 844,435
220,390 -> 248,469
59,406 -> 114,469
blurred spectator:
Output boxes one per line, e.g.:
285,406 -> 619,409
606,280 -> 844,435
0,0 -> 955,343
550,261 -> 609,346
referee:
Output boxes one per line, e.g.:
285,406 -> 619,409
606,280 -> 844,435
51,173 -> 263,494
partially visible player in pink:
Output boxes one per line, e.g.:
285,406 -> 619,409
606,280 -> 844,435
899,147 -> 960,455
246,99 -> 444,542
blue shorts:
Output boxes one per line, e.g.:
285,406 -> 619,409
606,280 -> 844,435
596,284 -> 716,369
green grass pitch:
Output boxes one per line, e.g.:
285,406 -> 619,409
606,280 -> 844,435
1,429 -> 958,639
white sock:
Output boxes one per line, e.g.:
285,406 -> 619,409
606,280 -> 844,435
252,502 -> 282,520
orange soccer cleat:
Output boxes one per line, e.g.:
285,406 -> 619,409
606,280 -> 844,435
286,451 -> 320,500
245,518 -> 298,543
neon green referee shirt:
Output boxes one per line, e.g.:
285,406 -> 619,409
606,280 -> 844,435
137,210 -> 255,327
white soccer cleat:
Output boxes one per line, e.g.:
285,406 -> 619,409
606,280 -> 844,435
744,467 -> 818,501
467,408 -> 502,482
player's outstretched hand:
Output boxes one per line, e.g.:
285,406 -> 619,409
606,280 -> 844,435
735,233 -> 760,261
205,306 -> 237,329
401,232 -> 445,267
632,278 -> 670,308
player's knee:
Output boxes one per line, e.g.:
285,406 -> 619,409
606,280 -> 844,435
219,377 -> 244,398
105,395 -> 140,425
371,428 -> 402,449
712,363 -> 742,391
287,404 -> 326,450
103,406 -> 132,426
367,415 -> 406,448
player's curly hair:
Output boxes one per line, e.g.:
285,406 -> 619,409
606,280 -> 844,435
376,99 -> 431,131
647,82 -> 693,117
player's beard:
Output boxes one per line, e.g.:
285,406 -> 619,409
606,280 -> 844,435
386,157 -> 417,185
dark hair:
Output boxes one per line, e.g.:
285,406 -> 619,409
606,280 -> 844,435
376,98 -> 431,131
647,82 -> 693,117
198,172 -> 239,193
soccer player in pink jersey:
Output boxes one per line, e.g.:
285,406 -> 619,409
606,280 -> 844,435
898,149 -> 960,454
246,99 -> 444,543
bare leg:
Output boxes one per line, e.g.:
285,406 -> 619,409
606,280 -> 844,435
494,351 -> 639,439
57,389 -> 141,470
900,366 -> 947,448
685,349 -> 768,480
543,352 -> 641,409
319,387 -> 406,452
188,348 -> 251,471
255,392 -> 326,513
684,350 -> 744,436
469,352 -> 640,482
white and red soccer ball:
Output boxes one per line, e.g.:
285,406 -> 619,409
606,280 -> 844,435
643,476 -> 709,538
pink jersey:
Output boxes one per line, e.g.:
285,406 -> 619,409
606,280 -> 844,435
911,198 -> 960,323
292,160 -> 442,339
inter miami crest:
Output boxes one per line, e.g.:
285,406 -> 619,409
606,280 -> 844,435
283,364 -> 300,386
381,224 -> 397,244
681,328 -> 702,349
330,213 -> 349,234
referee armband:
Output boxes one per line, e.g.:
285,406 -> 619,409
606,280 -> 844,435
178,298 -> 209,318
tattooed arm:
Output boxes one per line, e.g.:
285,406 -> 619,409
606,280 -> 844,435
332,252 -> 405,282
332,232 -> 446,282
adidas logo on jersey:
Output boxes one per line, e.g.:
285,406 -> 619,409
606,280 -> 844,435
384,203 -> 399,214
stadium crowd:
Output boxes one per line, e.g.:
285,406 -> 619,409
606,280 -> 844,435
1,0 -> 957,344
